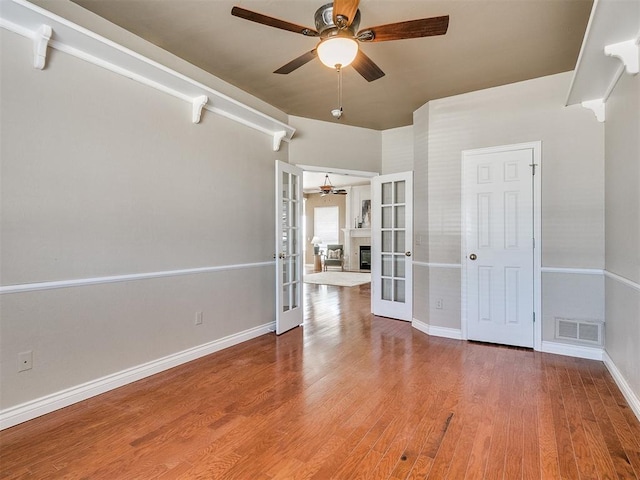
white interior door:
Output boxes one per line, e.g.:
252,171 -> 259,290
372,172 -> 413,321
275,161 -> 303,335
462,143 -> 540,348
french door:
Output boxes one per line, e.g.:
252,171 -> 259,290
462,142 -> 541,348
371,172 -> 413,321
275,161 -> 303,335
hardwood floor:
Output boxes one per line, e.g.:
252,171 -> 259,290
2,282 -> 640,479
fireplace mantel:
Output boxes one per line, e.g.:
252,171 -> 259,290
342,228 -> 371,271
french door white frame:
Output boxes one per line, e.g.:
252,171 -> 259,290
460,141 -> 542,351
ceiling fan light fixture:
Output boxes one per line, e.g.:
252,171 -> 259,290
317,36 -> 358,68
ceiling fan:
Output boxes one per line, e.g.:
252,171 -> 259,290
231,0 -> 449,82
319,174 -> 348,195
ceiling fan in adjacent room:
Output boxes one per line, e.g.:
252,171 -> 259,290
319,174 -> 348,195
231,0 -> 449,82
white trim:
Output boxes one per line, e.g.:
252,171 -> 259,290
413,261 -> 462,269
0,0 -> 295,147
296,164 -> 379,178
461,141 -> 542,350
0,322 -> 275,430
0,261 -> 273,295
412,319 -> 463,340
541,267 -> 605,275
541,340 -> 604,360
604,270 -> 640,292
603,351 -> 640,422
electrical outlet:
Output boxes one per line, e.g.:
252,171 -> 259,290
18,351 -> 33,372
195,311 -> 203,326
435,298 -> 443,310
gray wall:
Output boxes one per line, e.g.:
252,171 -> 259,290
604,71 -> 640,398
0,29 -> 281,409
412,72 -> 606,347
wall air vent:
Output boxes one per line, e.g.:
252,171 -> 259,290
555,318 -> 603,345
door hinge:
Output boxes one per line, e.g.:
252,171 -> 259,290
529,163 -> 538,175
533,312 -> 536,323
533,237 -> 535,249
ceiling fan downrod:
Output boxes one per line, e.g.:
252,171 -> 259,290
331,65 -> 344,119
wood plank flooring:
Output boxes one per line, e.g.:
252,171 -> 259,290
2,282 -> 640,479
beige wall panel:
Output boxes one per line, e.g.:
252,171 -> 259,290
1,30 -> 282,412
605,278 -> 640,401
0,267 -> 275,409
289,116 -> 381,173
541,272 -> 605,343
381,126 -> 414,174
28,0 -> 288,122
605,73 -> 640,284
427,267 -> 462,330
1,31 -> 281,285
413,264 -> 429,321
604,72 -> 640,404
425,72 -> 604,267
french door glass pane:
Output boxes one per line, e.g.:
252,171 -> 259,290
394,206 -> 405,228
394,280 -> 406,303
382,254 -> 393,276
382,182 -> 392,204
382,278 -> 392,300
282,285 -> 290,311
382,206 -> 392,228
395,181 -> 405,203
282,172 -> 290,199
394,255 -> 405,278
382,231 -> 392,252
394,231 -> 405,253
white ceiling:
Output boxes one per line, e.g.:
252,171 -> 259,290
68,0 -> 593,130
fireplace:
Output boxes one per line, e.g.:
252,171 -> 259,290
359,245 -> 371,270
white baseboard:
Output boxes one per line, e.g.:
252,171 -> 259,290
412,319 -> 463,340
603,351 -> 640,422
0,322 -> 275,430
541,340 -> 604,360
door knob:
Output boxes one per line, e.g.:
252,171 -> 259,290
469,253 -> 477,261
405,251 -> 412,257
278,253 -> 286,259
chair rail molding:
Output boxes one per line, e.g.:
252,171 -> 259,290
0,0 -> 295,150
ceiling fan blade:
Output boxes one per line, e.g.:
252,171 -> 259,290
231,6 -> 319,37
332,0 -> 360,27
351,50 -> 385,82
274,50 -> 317,74
357,15 -> 449,42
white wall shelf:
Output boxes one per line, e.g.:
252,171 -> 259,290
0,0 -> 295,150
565,0 -> 640,122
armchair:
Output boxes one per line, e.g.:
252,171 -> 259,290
323,244 -> 344,271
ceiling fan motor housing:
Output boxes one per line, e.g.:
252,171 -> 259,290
314,3 -> 361,38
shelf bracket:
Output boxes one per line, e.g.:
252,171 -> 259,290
604,39 -> 640,75
581,99 -> 605,122
191,95 -> 208,124
33,24 -> 52,70
272,130 -> 286,152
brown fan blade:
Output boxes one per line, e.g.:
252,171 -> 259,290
351,50 -> 385,82
357,15 -> 449,42
274,50 -> 317,74
231,6 -> 319,37
332,0 -> 360,28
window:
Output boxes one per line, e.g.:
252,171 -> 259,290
314,206 -> 339,250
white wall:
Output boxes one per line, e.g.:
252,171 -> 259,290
0,25 -> 281,421
382,126 -> 414,174
604,71 -> 640,400
288,116 -> 382,173
413,72 -> 606,350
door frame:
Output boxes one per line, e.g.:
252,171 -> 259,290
460,141 -> 542,351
